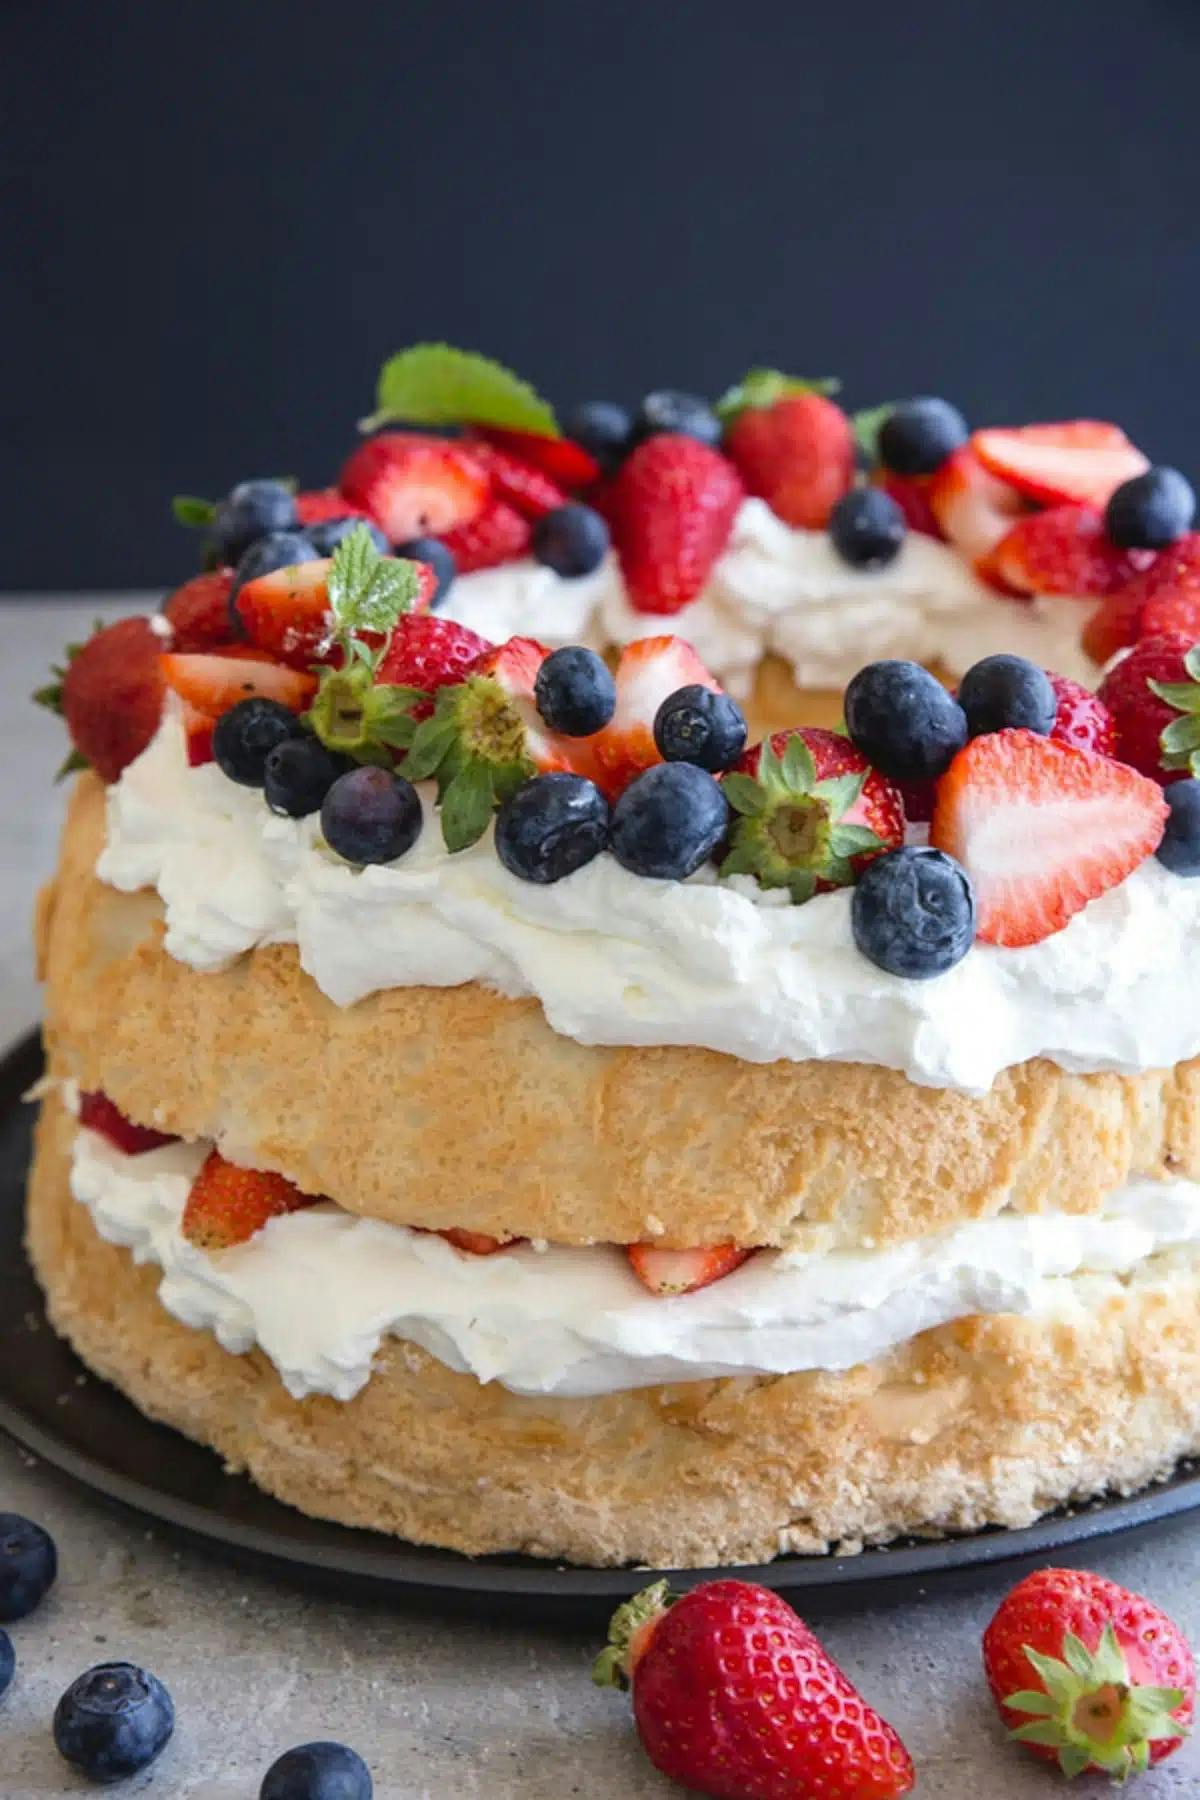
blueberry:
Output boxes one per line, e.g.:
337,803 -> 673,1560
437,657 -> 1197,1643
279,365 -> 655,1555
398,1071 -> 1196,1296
534,646 -> 616,736
829,487 -> 906,569
264,737 -> 349,818
957,653 -> 1056,737
394,536 -> 457,608
633,390 -> 722,448
1105,467 -> 1196,550
852,847 -> 976,979
307,517 -> 391,557
211,480 -> 299,565
495,774 -> 610,883
213,698 -> 306,787
321,766 -> 422,864
0,1514 -> 56,1622
844,661 -> 968,782
654,685 -> 747,772
1156,779 -> 1200,875
532,503 -> 610,578
53,1662 -> 174,1784
228,530 -> 318,615
610,762 -> 729,880
877,398 -> 968,475
261,1740 -> 373,1800
0,1629 -> 14,1699
563,400 -> 634,472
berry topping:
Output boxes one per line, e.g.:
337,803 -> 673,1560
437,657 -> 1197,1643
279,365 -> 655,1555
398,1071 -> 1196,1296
0,1513 -> 57,1622
1106,465 -> 1197,549
1157,779 -> 1200,876
321,765 -> 423,865
829,485 -> 906,568
207,479 -> 299,565
851,846 -> 976,979
562,400 -> 634,473
609,434 -> 743,614
260,1741 -> 373,1800
494,772 -> 610,884
610,761 -> 729,880
971,420 -> 1149,509
983,1566 -> 1193,1780
722,374 -> 855,529
927,445 -> 1025,565
55,617 -> 166,782
339,433 -> 489,542
590,636 -> 721,798
653,684 -> 747,772
870,468 -> 942,537
294,487 -> 370,526
877,396 -> 968,475
626,1243 -> 750,1297
78,1092 -> 176,1155
228,531 -> 318,608
593,1579 -> 914,1799
436,1228 -> 513,1256
1047,672 -> 1116,757
930,730 -> 1167,946
162,650 -> 316,718
375,612 -> 492,720
182,1150 -> 319,1249
212,697 -> 306,787
534,646 -> 616,737
982,503 -> 1154,597
234,556 -> 336,669
957,653 -> 1057,737
722,727 -> 903,902
437,495 -> 532,572
162,569 -> 236,652
307,515 -> 391,558
1081,587 -> 1147,666
844,660 -> 968,782
263,736 -> 349,819
394,535 -> 457,608
634,388 -> 722,448
473,425 -> 602,492
54,1664 -> 175,1786
531,502 -> 610,577
1098,634 -> 1200,783
463,434 -> 569,519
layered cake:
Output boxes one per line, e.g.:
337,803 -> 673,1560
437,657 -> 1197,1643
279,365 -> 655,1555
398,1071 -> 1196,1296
27,346 -> 1200,1566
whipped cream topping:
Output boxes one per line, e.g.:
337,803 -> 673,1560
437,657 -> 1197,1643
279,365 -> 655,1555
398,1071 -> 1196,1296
443,498 -> 1100,696
69,1119 -> 1200,1400
99,713 -> 1200,1093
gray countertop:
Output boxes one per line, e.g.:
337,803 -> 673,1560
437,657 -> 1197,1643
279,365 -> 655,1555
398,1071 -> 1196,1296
3,597 -> 1199,1797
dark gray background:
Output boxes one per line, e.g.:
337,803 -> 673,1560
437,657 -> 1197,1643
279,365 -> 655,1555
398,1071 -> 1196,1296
6,0 -> 1199,590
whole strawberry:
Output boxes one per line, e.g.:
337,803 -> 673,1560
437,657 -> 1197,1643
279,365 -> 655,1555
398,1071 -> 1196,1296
39,617 -> 166,781
722,372 -> 854,530
594,1578 -> 914,1799
983,1566 -> 1193,1780
610,434 -> 744,614
162,569 -> 236,652
1099,633 -> 1199,783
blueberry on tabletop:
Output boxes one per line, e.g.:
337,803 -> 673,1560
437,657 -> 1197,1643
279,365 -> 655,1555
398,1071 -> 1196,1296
610,762 -> 729,880
634,389 -> 722,448
53,1662 -> 175,1784
844,660 -> 968,782
534,646 -> 616,736
1156,779 -> 1200,876
321,766 -> 422,864
829,487 -> 906,569
307,516 -> 391,557
495,773 -> 610,884
213,697 -> 306,787
563,400 -> 635,472
532,503 -> 610,578
394,536 -> 457,608
957,653 -> 1056,737
654,684 -> 747,772
877,398 -> 969,475
0,1629 -> 14,1699
264,736 -> 348,818
228,530 -> 318,614
210,479 -> 299,564
852,846 -> 976,978
260,1740 -> 373,1800
0,1513 -> 57,1623
1105,467 -> 1196,550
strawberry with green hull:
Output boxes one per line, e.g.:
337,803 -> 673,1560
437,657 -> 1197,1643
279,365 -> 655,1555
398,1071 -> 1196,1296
1099,636 -> 1200,785
719,368 -> 854,530
36,617 -> 167,783
374,614 -> 493,721
182,1151 -> 320,1250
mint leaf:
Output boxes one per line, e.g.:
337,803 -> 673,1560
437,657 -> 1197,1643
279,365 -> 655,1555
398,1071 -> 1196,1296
326,524 -> 421,639
715,367 -> 841,426
173,494 -> 216,528
361,343 -> 559,436
850,403 -> 896,462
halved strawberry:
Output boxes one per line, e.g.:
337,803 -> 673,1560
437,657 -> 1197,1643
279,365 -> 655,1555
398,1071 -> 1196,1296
610,435 -> 744,614
927,446 -> 1026,567
79,1091 -> 177,1155
162,569 -> 236,652
870,469 -> 942,538
295,487 -> 370,526
159,651 -> 316,716
930,730 -> 1167,946
437,1227 -> 514,1255
182,1150 -> 320,1250
438,496 -> 532,572
463,436 -> 568,519
627,1242 -> 751,1296
475,425 -> 601,491
339,433 -> 489,541
982,504 -> 1154,598
1047,673 -> 1116,757
59,617 -> 167,782
589,636 -> 721,799
234,558 -> 334,668
375,613 -> 493,720
972,421 -> 1148,510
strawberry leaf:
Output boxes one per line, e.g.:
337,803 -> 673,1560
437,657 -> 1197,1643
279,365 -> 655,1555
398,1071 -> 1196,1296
361,343 -> 559,437
440,759 -> 495,852
715,367 -> 841,426
403,710 -> 460,783
172,494 -> 216,528
720,773 -> 767,817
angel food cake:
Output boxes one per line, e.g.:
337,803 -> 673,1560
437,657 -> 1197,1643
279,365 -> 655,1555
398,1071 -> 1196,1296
27,346 -> 1200,1567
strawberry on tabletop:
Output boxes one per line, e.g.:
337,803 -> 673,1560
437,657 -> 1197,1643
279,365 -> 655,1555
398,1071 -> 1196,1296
38,616 -> 167,782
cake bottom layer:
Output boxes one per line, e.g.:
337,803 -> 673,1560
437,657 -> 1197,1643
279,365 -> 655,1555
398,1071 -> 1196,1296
26,1093 -> 1200,1568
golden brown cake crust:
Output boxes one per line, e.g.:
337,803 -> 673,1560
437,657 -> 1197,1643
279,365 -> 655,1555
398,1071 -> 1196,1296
38,774 -> 1200,1252
27,1090 -> 1200,1568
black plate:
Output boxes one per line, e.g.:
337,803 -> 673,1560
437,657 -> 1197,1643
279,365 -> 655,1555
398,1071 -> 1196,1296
4,1029 -> 1200,1622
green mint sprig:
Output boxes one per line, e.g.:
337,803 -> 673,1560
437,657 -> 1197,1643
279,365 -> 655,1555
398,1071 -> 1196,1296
306,526 -> 427,765
359,343 -> 559,437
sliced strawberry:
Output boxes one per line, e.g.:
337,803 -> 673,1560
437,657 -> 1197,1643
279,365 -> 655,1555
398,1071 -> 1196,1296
234,558 -> 334,669
475,425 -> 601,491
927,446 -> 1026,567
375,613 -> 493,720
60,617 -> 166,782
162,569 -> 236,652
627,1242 -> 751,1296
159,651 -> 316,716
870,469 -> 942,538
339,433 -> 489,541
1081,588 -> 1145,666
437,1227 -> 514,1255
1085,532 -> 1200,662
724,392 -> 854,530
610,435 -> 744,614
1098,633 -> 1198,783
438,496 -> 532,572
295,487 -> 370,526
79,1091 -> 177,1154
930,730 -> 1167,946
1047,673 -> 1116,757
463,436 -> 569,519
972,421 -> 1148,510
588,636 -> 721,799
181,700 -> 217,766
182,1150 -> 320,1250
983,504 -> 1154,598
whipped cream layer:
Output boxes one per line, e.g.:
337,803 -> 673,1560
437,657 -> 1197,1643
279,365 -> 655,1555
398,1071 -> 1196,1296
444,499 -> 1100,696
99,714 -> 1200,1093
69,1120 -> 1200,1400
